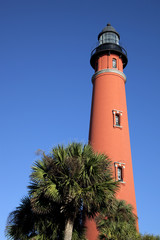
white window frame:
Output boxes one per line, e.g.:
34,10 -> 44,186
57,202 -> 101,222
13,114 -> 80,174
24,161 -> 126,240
114,162 -> 125,183
112,109 -> 123,128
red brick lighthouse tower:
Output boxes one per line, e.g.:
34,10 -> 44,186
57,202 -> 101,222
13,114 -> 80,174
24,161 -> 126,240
86,24 -> 138,239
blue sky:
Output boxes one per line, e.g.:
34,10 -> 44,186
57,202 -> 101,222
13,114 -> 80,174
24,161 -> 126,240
1,0 -> 160,238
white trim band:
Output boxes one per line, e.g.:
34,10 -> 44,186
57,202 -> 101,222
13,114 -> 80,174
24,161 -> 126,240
92,69 -> 126,83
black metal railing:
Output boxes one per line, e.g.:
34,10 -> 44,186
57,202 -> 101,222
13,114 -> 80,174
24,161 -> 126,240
91,42 -> 127,57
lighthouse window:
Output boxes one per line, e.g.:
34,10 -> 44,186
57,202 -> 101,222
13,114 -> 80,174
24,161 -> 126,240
112,58 -> 117,68
113,110 -> 122,128
115,114 -> 120,126
118,167 -> 123,181
114,162 -> 125,182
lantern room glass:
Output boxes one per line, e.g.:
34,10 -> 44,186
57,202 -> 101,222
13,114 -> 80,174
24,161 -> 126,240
99,32 -> 119,45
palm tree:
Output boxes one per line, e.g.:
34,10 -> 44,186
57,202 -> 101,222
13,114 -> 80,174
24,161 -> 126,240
96,199 -> 139,240
5,196 -> 35,240
5,196 -> 86,240
28,143 -> 118,240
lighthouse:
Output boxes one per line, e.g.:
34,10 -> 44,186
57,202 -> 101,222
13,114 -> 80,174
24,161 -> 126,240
86,24 -> 138,239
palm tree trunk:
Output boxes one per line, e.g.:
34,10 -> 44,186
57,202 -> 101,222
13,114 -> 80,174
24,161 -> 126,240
64,219 -> 74,240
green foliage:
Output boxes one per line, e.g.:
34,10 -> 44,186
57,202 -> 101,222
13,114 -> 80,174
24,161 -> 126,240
96,199 -> 139,240
5,196 -> 86,240
140,234 -> 160,240
6,143 -> 118,240
6,142 -> 160,240
29,143 -> 118,220
5,197 -> 37,240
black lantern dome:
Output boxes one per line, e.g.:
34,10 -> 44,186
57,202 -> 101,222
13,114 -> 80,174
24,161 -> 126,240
90,23 -> 128,69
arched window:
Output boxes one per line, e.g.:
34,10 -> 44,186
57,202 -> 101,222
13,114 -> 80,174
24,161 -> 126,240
112,58 -> 117,68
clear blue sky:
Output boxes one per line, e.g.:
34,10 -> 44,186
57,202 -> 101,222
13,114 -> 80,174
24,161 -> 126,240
1,0 -> 160,238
